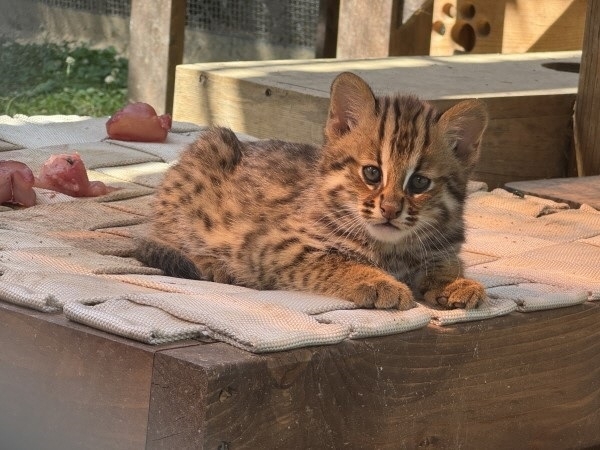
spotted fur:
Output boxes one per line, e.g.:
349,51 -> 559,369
139,72 -> 489,309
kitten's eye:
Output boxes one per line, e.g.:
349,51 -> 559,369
408,174 -> 431,194
362,166 -> 382,184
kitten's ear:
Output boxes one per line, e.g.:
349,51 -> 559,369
325,72 -> 377,140
439,99 -> 488,170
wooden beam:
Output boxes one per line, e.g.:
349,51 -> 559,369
315,0 -> 339,58
3,299 -> 600,448
336,0 -> 432,57
336,0 -> 396,58
0,303 -> 156,449
127,0 -> 186,115
150,305 -> 600,448
574,0 -> 600,176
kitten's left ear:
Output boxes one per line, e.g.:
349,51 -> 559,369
439,99 -> 488,170
325,72 -> 377,141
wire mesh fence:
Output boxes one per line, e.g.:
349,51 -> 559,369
34,0 -> 319,48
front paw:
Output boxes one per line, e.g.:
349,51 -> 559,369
342,278 -> 415,310
423,278 -> 485,309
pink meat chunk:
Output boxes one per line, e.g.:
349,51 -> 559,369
106,102 -> 172,142
35,153 -> 115,197
0,160 -> 37,207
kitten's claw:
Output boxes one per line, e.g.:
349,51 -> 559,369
424,278 -> 485,309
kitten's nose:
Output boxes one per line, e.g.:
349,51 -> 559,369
380,200 -> 402,220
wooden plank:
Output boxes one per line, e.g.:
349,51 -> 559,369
574,0 -> 600,176
0,302 -> 155,449
127,0 -> 186,114
502,0 -> 585,52
2,295 -> 600,448
505,175 -> 600,209
389,0 -> 434,56
336,0 -> 432,57
0,301 -> 201,449
173,51 -> 579,187
145,304 -> 600,449
430,0 -> 585,56
336,0 -> 399,58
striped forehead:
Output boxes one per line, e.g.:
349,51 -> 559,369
377,96 -> 436,185
376,95 -> 437,155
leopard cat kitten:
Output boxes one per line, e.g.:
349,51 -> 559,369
137,72 -> 488,310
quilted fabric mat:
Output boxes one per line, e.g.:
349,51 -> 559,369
0,115 -> 598,353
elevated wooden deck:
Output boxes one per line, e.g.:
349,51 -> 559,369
2,299 -> 600,449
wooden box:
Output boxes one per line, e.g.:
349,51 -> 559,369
173,51 -> 580,188
2,300 -> 600,448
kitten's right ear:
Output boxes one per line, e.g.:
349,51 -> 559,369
439,99 -> 488,170
325,72 -> 377,140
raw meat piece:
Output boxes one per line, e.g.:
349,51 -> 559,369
0,160 -> 36,206
35,153 -> 116,197
106,102 -> 172,142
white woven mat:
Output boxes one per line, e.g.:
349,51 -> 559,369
0,117 -> 598,353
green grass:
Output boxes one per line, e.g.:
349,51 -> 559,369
0,39 -> 128,117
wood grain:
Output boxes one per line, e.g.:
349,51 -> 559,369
336,0 -> 397,58
505,175 -> 600,209
0,302 -> 155,450
389,0 -> 434,56
574,0 -> 600,176
148,304 -> 600,449
127,0 -> 186,114
430,0 -> 585,55
145,347 -> 211,449
336,0 -> 433,58
2,296 -> 599,448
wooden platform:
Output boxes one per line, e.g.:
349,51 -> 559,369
506,175 -> 600,209
173,51 -> 581,188
2,299 -> 600,449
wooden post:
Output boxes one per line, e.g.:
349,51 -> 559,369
336,0 -> 397,58
336,0 -> 432,58
315,0 -> 339,58
127,0 -> 186,115
574,0 -> 600,176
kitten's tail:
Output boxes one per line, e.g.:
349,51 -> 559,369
134,238 -> 201,280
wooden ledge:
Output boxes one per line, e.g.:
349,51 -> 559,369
506,175 -> 600,209
2,298 -> 599,448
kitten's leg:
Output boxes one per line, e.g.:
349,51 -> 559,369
189,254 -> 234,284
418,260 -> 485,309
147,126 -> 242,282
136,239 -> 233,283
287,254 -> 415,310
